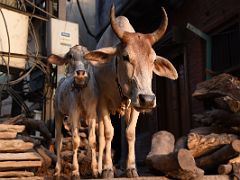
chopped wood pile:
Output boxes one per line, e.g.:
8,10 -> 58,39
146,73 -> 240,179
0,114 -> 93,179
0,123 -> 43,180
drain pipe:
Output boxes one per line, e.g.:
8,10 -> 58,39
186,23 -> 212,79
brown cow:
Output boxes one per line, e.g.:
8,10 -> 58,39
48,45 -> 102,179
84,5 -> 178,178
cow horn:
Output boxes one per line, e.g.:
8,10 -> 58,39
146,7 -> 168,45
110,4 -> 124,40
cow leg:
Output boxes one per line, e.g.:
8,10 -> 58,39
88,116 -> 98,177
125,108 -> 139,178
102,108 -> 114,178
71,111 -> 81,179
54,112 -> 64,178
98,117 -> 105,176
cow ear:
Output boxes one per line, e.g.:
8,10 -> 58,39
153,56 -> 178,80
48,54 -> 66,65
84,47 -> 118,63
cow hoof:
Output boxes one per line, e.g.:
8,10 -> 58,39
71,174 -> 80,180
92,170 -> 98,178
102,169 -> 114,179
126,168 -> 139,178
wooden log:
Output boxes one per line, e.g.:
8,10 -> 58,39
146,131 -> 204,179
35,146 -> 51,169
232,163 -> 240,180
0,177 -> 43,180
0,171 -> 34,177
37,144 -> 57,164
0,132 -> 17,139
0,114 -> 24,124
0,124 -> 25,133
0,152 -> 41,161
147,131 -> 175,158
214,96 -> 240,113
187,133 -> 238,158
229,155 -> 240,164
193,109 -> 240,128
192,73 -> 240,101
0,161 -> 42,171
218,164 -> 232,175
174,136 -> 187,152
196,139 -> 240,169
147,149 -> 204,180
17,135 -> 41,146
190,126 -> 239,135
2,116 -> 52,144
0,139 -> 34,153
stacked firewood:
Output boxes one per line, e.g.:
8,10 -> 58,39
0,115 -> 94,179
0,122 -> 43,179
146,73 -> 240,179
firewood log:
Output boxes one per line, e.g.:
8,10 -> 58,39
187,133 -> 238,158
190,126 -> 239,135
174,136 -> 187,152
218,164 -> 233,175
147,131 -> 175,157
193,109 -> 240,127
192,73 -> 240,101
147,149 -> 204,180
146,131 -> 204,179
1,116 -> 52,144
232,163 -> 240,180
196,139 -> 240,170
215,96 -> 240,113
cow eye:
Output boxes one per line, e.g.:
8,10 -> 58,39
68,53 -> 73,59
122,55 -> 129,61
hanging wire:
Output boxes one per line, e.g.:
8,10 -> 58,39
25,0 -> 57,18
0,1 -> 52,117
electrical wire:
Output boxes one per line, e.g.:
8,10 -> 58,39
25,0 -> 57,18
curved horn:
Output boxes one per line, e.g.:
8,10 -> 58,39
146,7 -> 168,45
110,4 -> 124,40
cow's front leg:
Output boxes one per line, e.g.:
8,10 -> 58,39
71,112 -> 81,179
125,108 -> 139,178
54,112 -> 64,178
88,117 -> 98,178
98,118 -> 105,176
102,109 -> 114,178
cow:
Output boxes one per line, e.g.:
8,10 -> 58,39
48,45 -> 102,179
83,5 -> 178,178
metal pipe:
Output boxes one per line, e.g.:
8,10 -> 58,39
186,23 -> 212,79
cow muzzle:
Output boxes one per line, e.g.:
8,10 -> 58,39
132,94 -> 156,111
74,70 -> 89,88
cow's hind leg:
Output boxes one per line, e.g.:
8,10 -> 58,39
54,111 -> 64,178
125,108 -> 139,178
71,111 -> 81,179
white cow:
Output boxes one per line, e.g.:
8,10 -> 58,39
48,45 -> 102,179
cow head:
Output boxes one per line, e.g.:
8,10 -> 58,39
84,5 -> 178,112
48,45 -> 91,88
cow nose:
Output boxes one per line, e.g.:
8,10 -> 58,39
138,94 -> 155,107
76,70 -> 86,76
